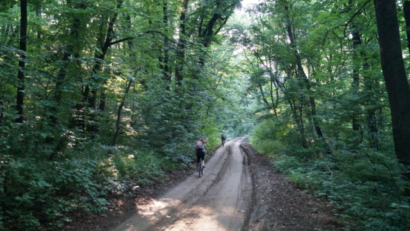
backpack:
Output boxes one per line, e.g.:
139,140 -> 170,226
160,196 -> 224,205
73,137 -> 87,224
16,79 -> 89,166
222,133 -> 226,139
196,141 -> 203,150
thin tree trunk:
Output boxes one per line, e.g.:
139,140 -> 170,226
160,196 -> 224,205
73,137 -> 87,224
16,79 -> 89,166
0,100 -> 4,125
48,50 -> 71,127
15,0 -> 27,123
288,98 -> 308,148
98,90 -> 107,111
7,25 -> 19,46
110,26 -> 140,147
85,0 -> 123,133
288,24 -> 325,141
35,1 -> 41,39
267,53 -> 279,118
110,77 -> 135,146
351,23 -> 361,131
363,59 -> 379,149
162,1 -> 170,86
283,2 -> 330,153
48,1 -> 85,144
1,24 -> 10,43
269,77 -> 278,118
373,0 -> 410,194
175,0 -> 189,86
259,84 -> 270,109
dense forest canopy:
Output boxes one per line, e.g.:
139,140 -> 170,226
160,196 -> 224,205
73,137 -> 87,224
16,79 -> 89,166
1,0 -> 410,230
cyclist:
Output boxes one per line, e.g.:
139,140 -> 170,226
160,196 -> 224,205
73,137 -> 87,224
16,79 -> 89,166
195,138 -> 209,168
221,132 -> 226,145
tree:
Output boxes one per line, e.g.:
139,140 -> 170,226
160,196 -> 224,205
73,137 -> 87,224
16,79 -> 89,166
373,0 -> 410,186
15,0 -> 27,123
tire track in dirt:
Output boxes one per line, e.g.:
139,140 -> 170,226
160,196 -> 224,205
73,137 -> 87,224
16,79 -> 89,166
111,137 -> 251,231
240,142 -> 343,231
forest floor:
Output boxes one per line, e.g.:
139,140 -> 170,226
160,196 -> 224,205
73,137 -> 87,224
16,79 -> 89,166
64,138 -> 343,231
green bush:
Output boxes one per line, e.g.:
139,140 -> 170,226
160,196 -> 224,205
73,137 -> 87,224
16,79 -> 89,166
288,170 -> 308,189
0,156 -> 109,230
0,142 -> 189,231
112,151 -> 170,186
253,139 -> 284,157
273,155 -> 301,174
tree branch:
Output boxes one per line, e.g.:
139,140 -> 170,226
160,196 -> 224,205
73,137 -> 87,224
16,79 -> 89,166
109,30 -> 177,46
322,0 -> 372,45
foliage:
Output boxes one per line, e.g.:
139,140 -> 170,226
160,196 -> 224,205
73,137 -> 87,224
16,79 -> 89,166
0,0 -> 252,230
0,155 -> 109,230
252,120 -> 410,230
243,0 -> 410,228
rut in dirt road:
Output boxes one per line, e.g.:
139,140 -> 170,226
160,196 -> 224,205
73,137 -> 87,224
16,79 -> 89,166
111,137 -> 252,231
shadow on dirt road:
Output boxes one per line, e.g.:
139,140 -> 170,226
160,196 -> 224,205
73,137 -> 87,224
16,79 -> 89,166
111,137 -> 251,231
108,137 -> 342,231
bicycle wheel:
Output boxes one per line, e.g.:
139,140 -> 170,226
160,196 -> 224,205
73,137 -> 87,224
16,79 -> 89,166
198,159 -> 203,177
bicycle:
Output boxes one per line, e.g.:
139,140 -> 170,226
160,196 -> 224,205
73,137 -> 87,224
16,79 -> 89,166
198,157 -> 204,177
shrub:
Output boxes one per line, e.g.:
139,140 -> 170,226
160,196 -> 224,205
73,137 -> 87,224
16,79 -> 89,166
0,156 -> 109,230
253,139 -> 284,157
273,155 -> 301,174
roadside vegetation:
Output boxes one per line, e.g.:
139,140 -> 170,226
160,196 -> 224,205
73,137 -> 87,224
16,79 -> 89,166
247,0 -> 410,230
252,120 -> 409,230
0,0 -> 252,230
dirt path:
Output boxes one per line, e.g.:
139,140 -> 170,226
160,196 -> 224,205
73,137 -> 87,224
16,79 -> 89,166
109,138 -> 342,231
240,142 -> 342,230
111,137 -> 251,231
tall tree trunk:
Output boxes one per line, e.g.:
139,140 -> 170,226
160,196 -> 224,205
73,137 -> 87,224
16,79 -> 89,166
6,26 -> 15,46
0,99 -> 4,125
16,0 -> 27,123
48,2 -> 85,144
110,77 -> 135,147
162,1 -> 170,86
175,0 -> 189,86
258,84 -> 271,109
2,24 -> 10,43
109,14 -> 140,148
48,49 -> 72,127
35,1 -> 41,39
269,76 -> 278,118
85,0 -> 123,133
283,2 -> 330,153
288,97 -> 308,148
351,23 -> 361,131
363,59 -> 379,149
373,0 -> 410,193
286,18 -> 325,141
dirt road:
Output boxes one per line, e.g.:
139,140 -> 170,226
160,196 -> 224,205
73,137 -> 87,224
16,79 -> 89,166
112,137 -> 251,231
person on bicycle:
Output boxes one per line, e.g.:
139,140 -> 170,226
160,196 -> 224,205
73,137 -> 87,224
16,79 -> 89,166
221,132 -> 226,145
196,138 -> 209,168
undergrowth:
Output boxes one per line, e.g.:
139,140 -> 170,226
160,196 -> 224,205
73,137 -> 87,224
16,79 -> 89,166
251,120 -> 410,230
0,119 -> 220,231
0,143 -> 188,230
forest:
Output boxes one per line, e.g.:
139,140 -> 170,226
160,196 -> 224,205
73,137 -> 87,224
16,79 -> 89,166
1,0 -> 410,230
